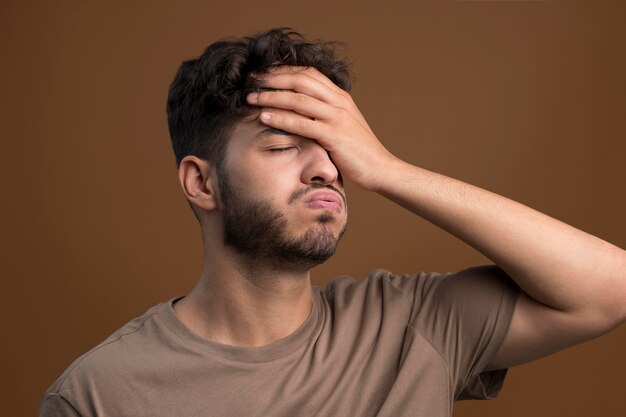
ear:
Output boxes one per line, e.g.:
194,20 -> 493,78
178,156 -> 218,212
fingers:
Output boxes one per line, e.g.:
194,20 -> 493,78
257,108 -> 332,146
247,65 -> 358,129
247,66 -> 365,151
254,66 -> 349,106
263,66 -> 345,93
247,90 -> 334,121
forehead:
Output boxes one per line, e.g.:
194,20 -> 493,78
229,116 -> 262,140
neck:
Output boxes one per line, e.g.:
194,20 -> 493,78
173,248 -> 314,347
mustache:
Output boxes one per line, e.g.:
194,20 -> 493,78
288,183 -> 346,206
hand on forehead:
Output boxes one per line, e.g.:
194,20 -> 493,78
245,64 -> 393,193
247,66 -> 350,124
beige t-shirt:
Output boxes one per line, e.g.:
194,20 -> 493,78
40,265 -> 519,417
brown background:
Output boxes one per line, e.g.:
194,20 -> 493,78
2,1 -> 625,416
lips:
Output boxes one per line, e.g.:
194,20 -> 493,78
303,191 -> 343,213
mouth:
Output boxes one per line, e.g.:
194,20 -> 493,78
303,191 -> 343,213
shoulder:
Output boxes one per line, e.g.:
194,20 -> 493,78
320,266 -> 519,343
323,268 -> 447,309
407,265 -> 519,324
324,268 -> 445,296
44,301 -> 168,398
320,268 -> 449,331
431,265 -> 517,300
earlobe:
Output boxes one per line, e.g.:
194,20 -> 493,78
178,156 -> 218,211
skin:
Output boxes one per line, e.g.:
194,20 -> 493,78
241,66 -> 626,370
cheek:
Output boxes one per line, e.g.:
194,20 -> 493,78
230,162 -> 300,203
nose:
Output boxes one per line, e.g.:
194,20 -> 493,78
301,142 -> 340,186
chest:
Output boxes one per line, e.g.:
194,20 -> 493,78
89,330 -> 453,417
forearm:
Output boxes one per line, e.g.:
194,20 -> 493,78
376,156 -> 626,323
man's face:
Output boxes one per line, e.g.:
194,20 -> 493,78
216,117 -> 348,270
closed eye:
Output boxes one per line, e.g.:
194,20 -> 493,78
269,147 -> 296,153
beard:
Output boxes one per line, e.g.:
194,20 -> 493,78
218,171 -> 347,271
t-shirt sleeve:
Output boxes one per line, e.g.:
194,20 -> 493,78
402,265 -> 519,400
40,393 -> 82,417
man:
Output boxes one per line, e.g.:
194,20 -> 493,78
40,28 -> 625,417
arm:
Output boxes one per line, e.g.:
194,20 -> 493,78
374,158 -> 626,369
247,66 -> 626,369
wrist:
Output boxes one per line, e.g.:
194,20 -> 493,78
368,154 -> 411,194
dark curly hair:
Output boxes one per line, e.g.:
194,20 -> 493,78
166,27 -> 352,171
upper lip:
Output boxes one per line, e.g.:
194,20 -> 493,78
303,191 -> 344,208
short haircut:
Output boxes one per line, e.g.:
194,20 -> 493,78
166,27 -> 352,171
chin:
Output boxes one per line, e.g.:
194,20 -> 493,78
315,214 -> 334,224
311,214 -> 347,240
277,221 -> 346,269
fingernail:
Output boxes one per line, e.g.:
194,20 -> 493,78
247,92 -> 259,102
260,112 -> 271,122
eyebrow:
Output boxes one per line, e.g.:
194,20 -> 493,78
256,127 -> 292,139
